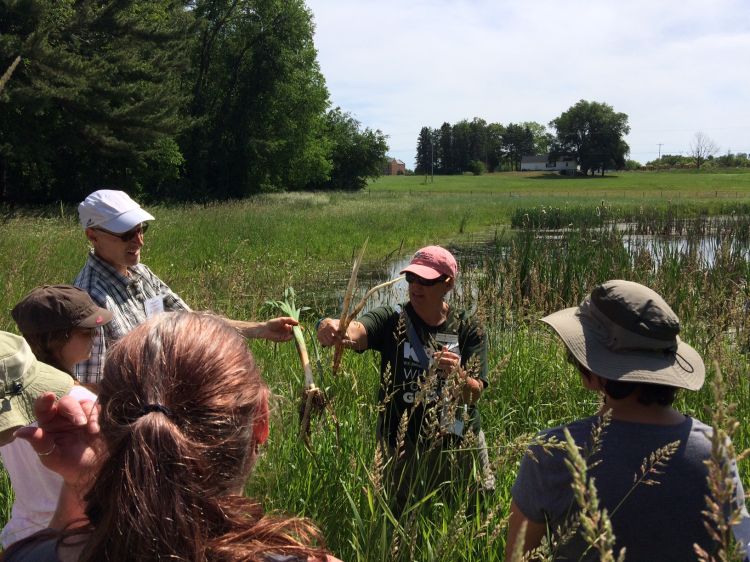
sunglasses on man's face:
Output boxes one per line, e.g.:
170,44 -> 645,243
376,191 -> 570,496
94,222 -> 149,242
405,272 -> 447,286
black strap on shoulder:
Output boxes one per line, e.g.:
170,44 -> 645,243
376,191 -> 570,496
395,304 -> 431,370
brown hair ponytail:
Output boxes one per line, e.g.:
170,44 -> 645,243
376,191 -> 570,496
76,312 -> 327,561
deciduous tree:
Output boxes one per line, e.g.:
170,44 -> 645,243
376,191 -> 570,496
689,131 -> 719,170
550,100 -> 630,176
313,108 -> 387,191
502,123 -> 534,171
182,0 -> 330,198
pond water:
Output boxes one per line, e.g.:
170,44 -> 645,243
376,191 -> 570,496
296,218 -> 749,317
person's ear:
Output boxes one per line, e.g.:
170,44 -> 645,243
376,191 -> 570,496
579,370 -> 601,391
85,228 -> 98,244
252,398 -> 270,446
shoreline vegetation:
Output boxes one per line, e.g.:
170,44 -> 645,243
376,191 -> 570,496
0,171 -> 748,559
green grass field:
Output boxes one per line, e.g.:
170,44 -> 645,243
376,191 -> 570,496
0,170 -> 748,560
370,169 -> 750,198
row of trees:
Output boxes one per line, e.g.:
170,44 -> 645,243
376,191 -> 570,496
414,119 -> 552,175
415,100 -> 631,176
0,0 -> 388,203
644,132 -> 750,170
647,152 -> 750,169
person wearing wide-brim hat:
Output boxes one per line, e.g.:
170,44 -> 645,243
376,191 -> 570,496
506,280 -> 750,561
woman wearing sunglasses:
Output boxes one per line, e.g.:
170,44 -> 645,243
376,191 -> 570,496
72,190 -> 298,385
316,245 -> 492,515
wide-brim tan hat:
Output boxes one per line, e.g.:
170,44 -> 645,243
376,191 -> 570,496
0,332 -> 75,445
541,280 -> 705,390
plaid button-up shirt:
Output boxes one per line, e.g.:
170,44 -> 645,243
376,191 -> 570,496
73,251 -> 190,384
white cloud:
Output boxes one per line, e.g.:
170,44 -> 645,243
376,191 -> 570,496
307,0 -> 750,165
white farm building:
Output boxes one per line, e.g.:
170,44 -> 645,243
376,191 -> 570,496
520,154 -> 578,172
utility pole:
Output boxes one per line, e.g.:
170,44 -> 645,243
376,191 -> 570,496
430,138 -> 434,183
657,143 -> 663,160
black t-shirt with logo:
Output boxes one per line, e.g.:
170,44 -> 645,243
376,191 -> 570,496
359,303 -> 488,448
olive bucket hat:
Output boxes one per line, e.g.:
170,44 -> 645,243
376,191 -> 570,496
0,332 -> 75,446
541,280 -> 705,390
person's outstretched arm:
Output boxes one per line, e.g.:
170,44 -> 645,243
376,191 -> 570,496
316,318 -> 368,351
226,316 -> 299,342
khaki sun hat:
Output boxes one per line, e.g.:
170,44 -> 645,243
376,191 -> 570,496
541,279 -> 705,390
0,332 -> 75,446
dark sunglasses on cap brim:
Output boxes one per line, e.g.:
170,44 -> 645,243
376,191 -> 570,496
404,272 -> 448,286
94,222 -> 149,242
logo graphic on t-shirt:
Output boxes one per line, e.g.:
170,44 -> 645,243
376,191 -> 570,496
404,342 -> 420,363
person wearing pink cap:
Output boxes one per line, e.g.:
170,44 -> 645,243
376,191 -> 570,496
73,189 -> 298,384
317,245 -> 492,513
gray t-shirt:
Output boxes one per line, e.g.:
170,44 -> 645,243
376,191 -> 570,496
511,415 -> 717,561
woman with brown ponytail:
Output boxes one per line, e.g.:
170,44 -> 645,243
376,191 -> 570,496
4,312 -> 341,562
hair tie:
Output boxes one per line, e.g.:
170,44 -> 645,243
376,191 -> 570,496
140,403 -> 172,417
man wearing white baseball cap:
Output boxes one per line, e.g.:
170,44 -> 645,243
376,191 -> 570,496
73,189 -> 298,384
506,280 -> 749,561
316,245 -> 492,514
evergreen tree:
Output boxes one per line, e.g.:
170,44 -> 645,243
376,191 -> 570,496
437,122 -> 452,174
0,0 -> 192,202
415,126 -> 434,175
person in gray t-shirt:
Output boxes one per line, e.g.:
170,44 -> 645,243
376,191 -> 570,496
506,280 -> 750,562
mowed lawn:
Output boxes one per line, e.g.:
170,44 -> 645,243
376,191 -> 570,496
370,168 -> 750,198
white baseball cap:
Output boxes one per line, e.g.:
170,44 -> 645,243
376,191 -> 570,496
78,190 -> 155,233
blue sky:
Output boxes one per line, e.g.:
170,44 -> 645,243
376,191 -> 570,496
306,0 -> 750,168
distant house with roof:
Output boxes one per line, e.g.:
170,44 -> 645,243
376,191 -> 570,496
383,157 -> 406,175
520,154 -> 578,173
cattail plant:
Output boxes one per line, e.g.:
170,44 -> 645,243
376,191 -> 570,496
266,287 -> 326,440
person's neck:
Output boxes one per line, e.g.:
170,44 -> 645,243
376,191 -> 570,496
411,300 -> 448,327
93,251 -> 129,277
58,538 -> 88,562
598,398 -> 685,425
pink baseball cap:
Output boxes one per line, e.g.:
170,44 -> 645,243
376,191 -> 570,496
400,245 -> 458,280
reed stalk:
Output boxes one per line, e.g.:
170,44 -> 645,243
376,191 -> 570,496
332,239 -> 368,375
